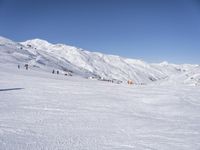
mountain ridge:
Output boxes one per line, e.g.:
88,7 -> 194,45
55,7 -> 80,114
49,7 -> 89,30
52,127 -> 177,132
0,36 -> 200,85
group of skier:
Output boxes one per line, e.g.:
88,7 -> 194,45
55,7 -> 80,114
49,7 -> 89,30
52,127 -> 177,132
17,64 -> 60,75
17,64 -> 73,77
17,64 -> 29,70
52,70 -> 59,74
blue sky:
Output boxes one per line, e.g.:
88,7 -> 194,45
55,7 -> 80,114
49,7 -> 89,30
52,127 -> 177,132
0,0 -> 200,64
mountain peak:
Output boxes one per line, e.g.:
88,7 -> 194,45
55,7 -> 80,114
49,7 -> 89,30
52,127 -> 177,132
160,61 -> 169,66
20,38 -> 54,50
22,38 -> 51,45
0,36 -> 16,45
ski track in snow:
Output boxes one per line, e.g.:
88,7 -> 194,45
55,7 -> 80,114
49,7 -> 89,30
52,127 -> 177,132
0,64 -> 200,150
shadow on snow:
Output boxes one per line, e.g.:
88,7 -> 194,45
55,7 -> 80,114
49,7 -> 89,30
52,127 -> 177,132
0,88 -> 24,92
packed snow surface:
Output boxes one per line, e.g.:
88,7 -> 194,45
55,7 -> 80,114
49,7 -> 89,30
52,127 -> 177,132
1,64 -> 200,150
1,36 -> 200,149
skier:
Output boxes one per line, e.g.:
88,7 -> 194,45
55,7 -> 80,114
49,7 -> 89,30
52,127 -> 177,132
57,70 -> 59,74
52,70 -> 55,74
24,64 -> 28,70
18,64 -> 20,69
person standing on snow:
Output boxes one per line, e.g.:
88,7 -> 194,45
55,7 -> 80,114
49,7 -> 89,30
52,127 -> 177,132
24,64 -> 28,70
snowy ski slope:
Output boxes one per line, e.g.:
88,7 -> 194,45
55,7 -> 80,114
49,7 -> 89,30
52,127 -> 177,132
0,64 -> 200,149
1,36 -> 200,149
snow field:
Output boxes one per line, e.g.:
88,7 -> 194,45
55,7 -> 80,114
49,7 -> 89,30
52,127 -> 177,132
0,65 -> 200,149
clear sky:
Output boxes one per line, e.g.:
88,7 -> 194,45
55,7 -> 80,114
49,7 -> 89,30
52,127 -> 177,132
0,0 -> 200,64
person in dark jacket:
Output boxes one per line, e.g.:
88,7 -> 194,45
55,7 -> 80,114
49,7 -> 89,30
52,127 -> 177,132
24,64 -> 28,70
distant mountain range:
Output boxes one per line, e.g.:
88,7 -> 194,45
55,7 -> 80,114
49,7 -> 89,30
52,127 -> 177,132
0,36 -> 200,85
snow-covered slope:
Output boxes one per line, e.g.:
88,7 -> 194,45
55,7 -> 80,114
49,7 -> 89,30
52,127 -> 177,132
1,64 -> 200,149
0,36 -> 200,85
1,37 -> 200,149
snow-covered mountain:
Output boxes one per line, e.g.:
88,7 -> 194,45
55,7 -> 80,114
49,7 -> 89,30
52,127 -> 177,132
0,36 -> 200,85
